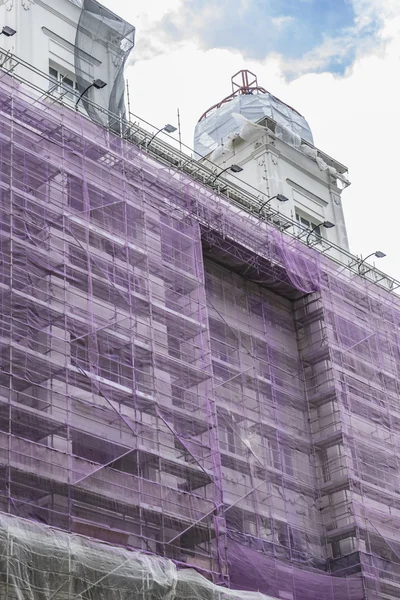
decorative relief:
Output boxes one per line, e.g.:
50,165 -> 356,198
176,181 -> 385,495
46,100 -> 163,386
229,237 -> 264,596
0,0 -> 14,11
0,0 -> 35,9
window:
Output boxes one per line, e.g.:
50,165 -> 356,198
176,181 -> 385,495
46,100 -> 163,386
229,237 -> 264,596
49,66 -> 58,85
295,211 -> 321,237
209,319 -> 239,365
262,435 -> 281,471
48,66 -> 79,101
218,418 -> 239,454
282,447 -> 294,477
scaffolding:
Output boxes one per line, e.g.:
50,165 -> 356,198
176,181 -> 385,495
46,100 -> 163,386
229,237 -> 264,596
0,61 -> 399,600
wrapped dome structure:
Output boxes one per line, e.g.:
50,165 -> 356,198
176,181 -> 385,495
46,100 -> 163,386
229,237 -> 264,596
194,70 -> 313,157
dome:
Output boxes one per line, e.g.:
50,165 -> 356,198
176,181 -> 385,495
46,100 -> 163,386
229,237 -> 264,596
194,70 -> 313,158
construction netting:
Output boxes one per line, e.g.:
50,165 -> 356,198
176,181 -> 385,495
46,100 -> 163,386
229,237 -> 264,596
0,69 -> 398,600
74,0 -> 135,129
0,513 -> 279,599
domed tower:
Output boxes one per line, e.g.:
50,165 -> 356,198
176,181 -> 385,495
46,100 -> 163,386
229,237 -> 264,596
195,69 -> 314,157
195,70 -> 350,252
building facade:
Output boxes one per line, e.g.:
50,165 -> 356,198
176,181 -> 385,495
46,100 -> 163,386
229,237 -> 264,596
194,70 -> 350,252
0,3 -> 398,600
0,0 -> 134,126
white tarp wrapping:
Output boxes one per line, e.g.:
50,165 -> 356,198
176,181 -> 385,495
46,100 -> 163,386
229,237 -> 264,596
194,94 -> 313,158
0,513 -> 279,600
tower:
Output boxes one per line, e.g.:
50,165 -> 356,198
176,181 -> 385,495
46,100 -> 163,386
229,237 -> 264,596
195,70 -> 350,251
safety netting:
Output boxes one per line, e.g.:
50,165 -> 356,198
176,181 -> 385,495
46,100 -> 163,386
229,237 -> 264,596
0,513 -> 279,599
74,0 -> 135,129
0,69 -> 398,600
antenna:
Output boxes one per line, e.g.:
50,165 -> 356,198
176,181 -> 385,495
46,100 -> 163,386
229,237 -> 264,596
198,69 -> 267,121
231,69 -> 259,95
126,78 -> 131,117
177,108 -> 182,153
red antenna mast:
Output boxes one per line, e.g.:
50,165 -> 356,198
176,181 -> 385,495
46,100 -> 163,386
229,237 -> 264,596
198,69 -> 267,121
231,69 -> 265,95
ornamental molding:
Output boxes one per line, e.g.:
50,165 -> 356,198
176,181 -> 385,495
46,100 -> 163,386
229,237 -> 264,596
0,0 -> 13,11
0,0 -> 35,9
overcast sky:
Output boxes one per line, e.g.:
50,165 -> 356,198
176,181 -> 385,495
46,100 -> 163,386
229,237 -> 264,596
102,0 -> 399,280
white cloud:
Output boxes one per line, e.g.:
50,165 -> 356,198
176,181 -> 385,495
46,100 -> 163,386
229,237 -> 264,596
352,0 -> 400,20
115,0 -> 184,23
279,34 -> 356,75
271,16 -> 295,30
286,14 -> 400,279
101,0 -> 400,280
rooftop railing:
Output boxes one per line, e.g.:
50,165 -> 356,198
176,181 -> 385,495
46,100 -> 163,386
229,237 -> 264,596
0,47 -> 398,296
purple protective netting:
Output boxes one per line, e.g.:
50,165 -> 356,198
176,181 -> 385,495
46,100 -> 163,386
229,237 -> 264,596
268,228 -> 321,294
0,71 -> 400,600
227,539 -> 363,600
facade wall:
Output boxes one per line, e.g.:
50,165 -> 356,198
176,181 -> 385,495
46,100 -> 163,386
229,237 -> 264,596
293,274 -> 400,599
0,0 -> 133,120
0,69 -> 399,600
205,261 -> 324,565
0,0 -> 81,90
0,72 -> 224,579
210,128 -> 350,252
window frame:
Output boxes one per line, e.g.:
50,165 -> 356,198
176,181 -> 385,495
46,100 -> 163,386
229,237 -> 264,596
48,64 -> 79,102
295,210 -> 323,241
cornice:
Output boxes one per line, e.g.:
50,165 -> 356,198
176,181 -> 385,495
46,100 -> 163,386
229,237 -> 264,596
43,26 -> 101,66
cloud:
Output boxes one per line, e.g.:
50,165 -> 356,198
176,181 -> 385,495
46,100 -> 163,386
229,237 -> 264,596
287,20 -> 400,280
157,0 -> 359,72
107,0 -> 396,78
271,16 -> 295,30
115,0 -> 393,79
278,22 -> 380,78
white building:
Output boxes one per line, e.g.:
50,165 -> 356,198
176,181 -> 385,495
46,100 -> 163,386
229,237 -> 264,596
0,0 -> 135,125
194,70 -> 350,251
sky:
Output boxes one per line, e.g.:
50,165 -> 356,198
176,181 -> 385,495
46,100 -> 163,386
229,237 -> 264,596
102,0 -> 400,280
